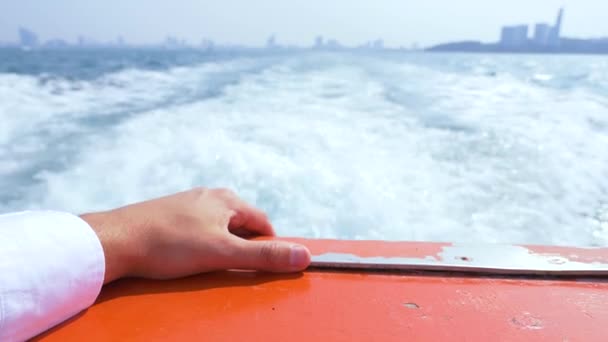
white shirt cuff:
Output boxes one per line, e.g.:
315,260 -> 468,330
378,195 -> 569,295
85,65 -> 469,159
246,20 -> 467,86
0,211 -> 105,342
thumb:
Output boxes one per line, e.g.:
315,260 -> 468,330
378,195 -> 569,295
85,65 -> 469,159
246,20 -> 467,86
229,239 -> 311,272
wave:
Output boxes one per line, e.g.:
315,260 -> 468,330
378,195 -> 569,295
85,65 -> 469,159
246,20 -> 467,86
1,52 -> 607,246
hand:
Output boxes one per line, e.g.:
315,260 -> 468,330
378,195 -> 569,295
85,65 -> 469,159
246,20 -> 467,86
80,188 -> 311,284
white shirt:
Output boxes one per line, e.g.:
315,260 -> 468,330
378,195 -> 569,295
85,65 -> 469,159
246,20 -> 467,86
0,211 -> 105,342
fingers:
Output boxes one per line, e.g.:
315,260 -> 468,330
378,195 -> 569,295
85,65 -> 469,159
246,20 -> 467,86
229,205 -> 275,237
212,188 -> 275,237
226,238 -> 311,272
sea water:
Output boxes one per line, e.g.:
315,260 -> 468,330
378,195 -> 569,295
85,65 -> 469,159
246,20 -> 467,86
1,49 -> 607,246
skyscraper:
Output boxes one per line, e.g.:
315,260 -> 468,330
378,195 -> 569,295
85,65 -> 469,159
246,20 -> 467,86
18,28 -> 39,47
266,35 -> 277,49
314,36 -> 324,49
533,23 -> 551,46
500,25 -> 528,48
547,8 -> 564,47
372,39 -> 384,49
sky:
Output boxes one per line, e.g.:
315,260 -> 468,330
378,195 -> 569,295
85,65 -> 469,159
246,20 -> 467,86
0,0 -> 607,47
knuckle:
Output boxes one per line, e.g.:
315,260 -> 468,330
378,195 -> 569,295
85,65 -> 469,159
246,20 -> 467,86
259,242 -> 281,264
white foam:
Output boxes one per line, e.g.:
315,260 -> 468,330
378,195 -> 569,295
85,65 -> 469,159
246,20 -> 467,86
2,53 -> 607,246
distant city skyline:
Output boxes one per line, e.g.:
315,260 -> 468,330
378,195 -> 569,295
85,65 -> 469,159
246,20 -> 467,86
429,7 -> 608,54
0,0 -> 607,48
500,8 -> 563,48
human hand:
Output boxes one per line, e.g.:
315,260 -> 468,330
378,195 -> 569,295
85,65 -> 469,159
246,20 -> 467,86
80,188 -> 311,284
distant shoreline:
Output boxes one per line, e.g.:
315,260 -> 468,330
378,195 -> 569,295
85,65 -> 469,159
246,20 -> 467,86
426,50 -> 608,56
426,38 -> 608,55
1,45 -> 607,56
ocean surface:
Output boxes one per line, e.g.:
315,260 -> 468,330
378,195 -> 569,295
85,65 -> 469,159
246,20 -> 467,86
1,48 -> 607,246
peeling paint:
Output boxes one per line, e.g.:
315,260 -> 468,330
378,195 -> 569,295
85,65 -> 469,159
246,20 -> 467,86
511,312 -> 544,330
311,244 -> 608,276
527,245 -> 608,264
403,302 -> 420,309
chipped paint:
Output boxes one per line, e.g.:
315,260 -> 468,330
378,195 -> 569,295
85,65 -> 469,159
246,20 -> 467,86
527,245 -> 608,264
511,312 -> 544,330
403,302 -> 420,309
311,244 -> 608,276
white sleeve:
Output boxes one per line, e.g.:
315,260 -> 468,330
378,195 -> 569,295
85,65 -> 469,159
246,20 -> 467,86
0,211 -> 105,342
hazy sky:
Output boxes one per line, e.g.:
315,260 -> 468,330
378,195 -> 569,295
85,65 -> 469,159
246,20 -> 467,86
1,0 -> 607,47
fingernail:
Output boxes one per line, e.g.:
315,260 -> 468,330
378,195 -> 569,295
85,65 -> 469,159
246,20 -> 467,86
289,245 -> 310,269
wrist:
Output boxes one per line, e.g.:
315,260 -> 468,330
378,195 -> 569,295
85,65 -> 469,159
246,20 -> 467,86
80,211 -> 132,284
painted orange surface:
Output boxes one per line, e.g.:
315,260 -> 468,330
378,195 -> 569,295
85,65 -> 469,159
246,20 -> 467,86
35,239 -> 608,342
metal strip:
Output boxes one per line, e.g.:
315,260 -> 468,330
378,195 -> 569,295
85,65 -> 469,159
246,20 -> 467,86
310,244 -> 608,276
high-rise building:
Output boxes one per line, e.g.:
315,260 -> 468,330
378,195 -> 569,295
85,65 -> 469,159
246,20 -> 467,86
547,8 -> 564,47
326,39 -> 341,49
164,36 -> 180,49
18,28 -> 39,47
533,23 -> 551,46
500,25 -> 528,47
498,8 -> 564,49
372,39 -> 384,49
201,39 -> 215,50
314,36 -> 324,48
266,35 -> 277,49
